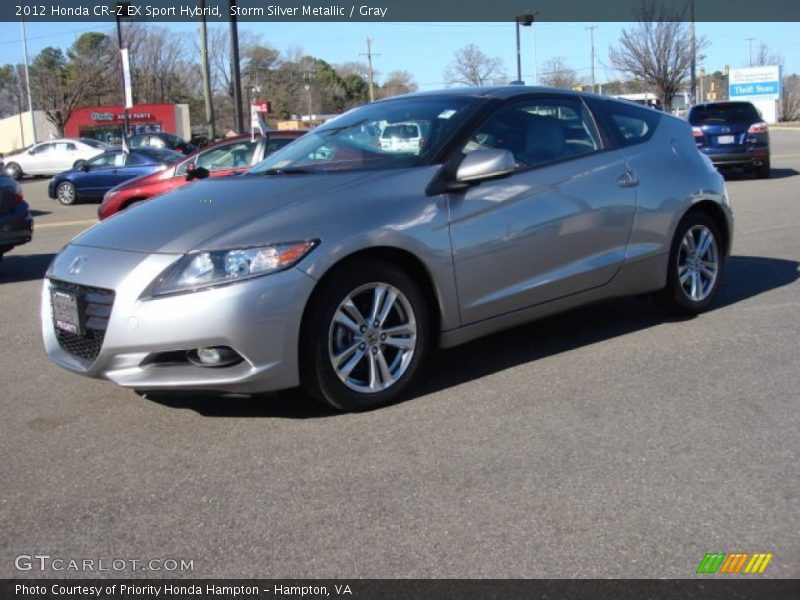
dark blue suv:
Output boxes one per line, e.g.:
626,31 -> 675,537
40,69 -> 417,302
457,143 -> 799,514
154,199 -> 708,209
689,101 -> 770,178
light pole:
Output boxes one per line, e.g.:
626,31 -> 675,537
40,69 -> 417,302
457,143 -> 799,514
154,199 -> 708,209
115,2 -> 131,140
199,0 -> 215,141
229,0 -> 244,133
745,37 -> 755,66
690,0 -> 696,106
20,20 -> 36,143
515,13 -> 534,83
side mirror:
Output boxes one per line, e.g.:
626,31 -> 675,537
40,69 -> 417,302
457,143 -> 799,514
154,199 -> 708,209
455,149 -> 516,183
80,163 -> 90,172
186,165 -> 209,181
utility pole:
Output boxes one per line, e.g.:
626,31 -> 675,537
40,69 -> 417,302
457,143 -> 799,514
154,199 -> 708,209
745,37 -> 755,66
229,0 -> 244,132
199,0 -> 215,140
515,19 -> 522,82
360,38 -> 379,102
20,20 -> 36,142
586,25 -> 597,93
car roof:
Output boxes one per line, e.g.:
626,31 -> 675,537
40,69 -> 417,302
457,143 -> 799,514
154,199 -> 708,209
690,100 -> 755,109
382,86 -> 594,101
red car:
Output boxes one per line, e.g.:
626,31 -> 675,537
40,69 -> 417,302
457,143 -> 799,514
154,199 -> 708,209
98,131 -> 304,220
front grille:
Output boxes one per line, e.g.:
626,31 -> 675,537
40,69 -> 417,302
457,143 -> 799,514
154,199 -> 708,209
50,279 -> 115,362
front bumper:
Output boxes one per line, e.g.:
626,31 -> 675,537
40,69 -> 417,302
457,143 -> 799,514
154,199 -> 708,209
0,202 -> 33,252
41,244 -> 317,394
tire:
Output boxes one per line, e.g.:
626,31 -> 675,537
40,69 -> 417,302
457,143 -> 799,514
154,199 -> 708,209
300,259 -> 430,412
5,162 -> 22,179
56,181 -> 78,205
72,159 -> 87,170
756,160 -> 770,179
654,211 -> 725,315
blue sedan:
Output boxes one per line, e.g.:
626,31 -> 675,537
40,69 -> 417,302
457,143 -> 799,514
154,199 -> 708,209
48,148 -> 182,205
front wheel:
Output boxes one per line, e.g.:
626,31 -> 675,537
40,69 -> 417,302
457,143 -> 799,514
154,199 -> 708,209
5,162 -> 22,179
56,181 -> 77,205
300,259 -> 430,412
654,211 -> 724,315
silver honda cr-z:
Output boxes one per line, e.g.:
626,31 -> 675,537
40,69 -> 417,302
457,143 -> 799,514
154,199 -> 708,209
42,88 -> 732,411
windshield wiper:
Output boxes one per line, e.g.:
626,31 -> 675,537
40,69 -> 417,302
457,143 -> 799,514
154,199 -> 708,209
257,167 -> 317,176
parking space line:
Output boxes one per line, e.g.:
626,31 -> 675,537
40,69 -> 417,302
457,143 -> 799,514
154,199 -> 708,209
36,219 -> 98,229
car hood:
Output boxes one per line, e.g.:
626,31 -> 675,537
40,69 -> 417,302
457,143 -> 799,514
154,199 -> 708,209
71,171 -> 378,254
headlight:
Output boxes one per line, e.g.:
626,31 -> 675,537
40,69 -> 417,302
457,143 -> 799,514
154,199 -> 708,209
102,190 -> 119,203
150,240 -> 318,297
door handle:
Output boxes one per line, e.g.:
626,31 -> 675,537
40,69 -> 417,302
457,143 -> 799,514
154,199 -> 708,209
617,171 -> 639,188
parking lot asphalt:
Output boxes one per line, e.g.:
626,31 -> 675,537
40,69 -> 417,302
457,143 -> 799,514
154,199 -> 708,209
1,131 -> 798,579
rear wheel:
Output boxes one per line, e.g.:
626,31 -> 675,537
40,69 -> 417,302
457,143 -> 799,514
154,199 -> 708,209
72,159 -> 87,170
5,162 -> 22,179
654,211 -> 724,315
56,181 -> 77,205
300,259 -> 430,412
756,160 -> 770,179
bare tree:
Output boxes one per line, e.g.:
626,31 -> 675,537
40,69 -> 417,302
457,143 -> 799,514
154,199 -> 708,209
753,43 -> 783,68
379,70 -> 418,98
443,44 -> 506,87
539,57 -> 579,89
783,74 -> 800,121
609,1 -> 706,110
0,64 -> 26,119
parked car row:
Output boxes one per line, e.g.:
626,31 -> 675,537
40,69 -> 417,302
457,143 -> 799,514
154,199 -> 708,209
41,87 -> 733,412
99,130 -> 304,219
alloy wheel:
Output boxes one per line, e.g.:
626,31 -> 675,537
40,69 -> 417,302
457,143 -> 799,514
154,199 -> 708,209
677,224 -> 719,302
328,282 -> 417,393
57,182 -> 76,205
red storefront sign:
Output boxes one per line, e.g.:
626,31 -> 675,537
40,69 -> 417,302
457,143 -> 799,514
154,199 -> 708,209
64,103 -> 178,138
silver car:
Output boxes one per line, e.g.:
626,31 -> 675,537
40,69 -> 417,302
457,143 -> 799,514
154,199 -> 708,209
4,138 -> 110,179
42,88 -> 732,411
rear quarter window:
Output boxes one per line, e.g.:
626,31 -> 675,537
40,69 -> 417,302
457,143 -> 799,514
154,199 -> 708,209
599,100 -> 662,148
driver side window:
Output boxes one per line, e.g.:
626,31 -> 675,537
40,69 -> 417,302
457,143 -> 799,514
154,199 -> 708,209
87,153 -> 118,168
464,97 -> 602,169
196,141 -> 258,172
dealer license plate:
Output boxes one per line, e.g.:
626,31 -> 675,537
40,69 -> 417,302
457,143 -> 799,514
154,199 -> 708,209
52,290 -> 81,334
717,135 -> 735,145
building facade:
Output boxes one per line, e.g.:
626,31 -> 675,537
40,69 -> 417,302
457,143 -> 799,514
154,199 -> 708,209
64,103 -> 191,145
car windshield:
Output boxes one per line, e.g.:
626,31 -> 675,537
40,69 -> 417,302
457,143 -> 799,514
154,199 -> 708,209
690,103 -> 760,124
249,96 -> 480,174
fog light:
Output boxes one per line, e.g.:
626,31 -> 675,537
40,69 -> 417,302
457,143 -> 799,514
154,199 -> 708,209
187,346 -> 242,367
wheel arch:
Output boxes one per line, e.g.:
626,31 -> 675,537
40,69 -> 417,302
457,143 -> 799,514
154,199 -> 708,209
299,246 -> 444,350
683,199 -> 732,257
121,197 -> 146,211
